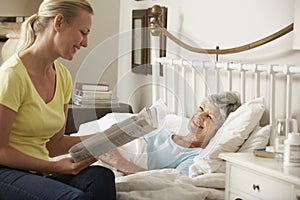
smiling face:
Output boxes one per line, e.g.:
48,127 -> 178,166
188,99 -> 222,141
53,10 -> 92,60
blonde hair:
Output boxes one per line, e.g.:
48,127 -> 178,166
18,0 -> 94,51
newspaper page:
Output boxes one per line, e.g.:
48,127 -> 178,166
69,107 -> 158,162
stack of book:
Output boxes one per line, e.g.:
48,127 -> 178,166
73,82 -> 118,105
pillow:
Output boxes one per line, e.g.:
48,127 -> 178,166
238,125 -> 271,152
189,97 -> 265,177
160,114 -> 190,135
150,98 -> 170,125
74,112 -> 135,136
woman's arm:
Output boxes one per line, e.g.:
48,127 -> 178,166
47,104 -> 145,175
46,104 -> 92,157
99,149 -> 146,175
0,104 -> 96,175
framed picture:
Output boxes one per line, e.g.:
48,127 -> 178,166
131,6 -> 167,75
132,9 -> 148,69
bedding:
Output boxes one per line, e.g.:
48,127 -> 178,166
115,169 -> 224,200
72,97 -> 269,200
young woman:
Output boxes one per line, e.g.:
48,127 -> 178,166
0,0 -> 116,199
99,91 -> 241,176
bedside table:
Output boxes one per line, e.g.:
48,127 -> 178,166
219,153 -> 300,200
65,103 -> 133,135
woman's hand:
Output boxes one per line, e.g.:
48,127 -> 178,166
51,156 -> 97,175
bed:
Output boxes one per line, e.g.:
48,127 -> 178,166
68,5 -> 300,198
72,54 -> 300,199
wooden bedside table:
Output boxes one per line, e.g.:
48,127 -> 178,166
65,103 -> 133,135
219,153 -> 300,200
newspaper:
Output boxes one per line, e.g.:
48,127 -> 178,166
69,106 -> 159,162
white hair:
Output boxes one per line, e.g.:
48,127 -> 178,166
207,91 -> 241,125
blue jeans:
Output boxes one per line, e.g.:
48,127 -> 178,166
0,165 -> 116,200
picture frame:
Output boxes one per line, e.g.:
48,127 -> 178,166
131,6 -> 167,75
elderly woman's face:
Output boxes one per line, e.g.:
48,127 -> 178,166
188,99 -> 221,139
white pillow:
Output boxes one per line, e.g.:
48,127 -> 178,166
160,114 -> 190,135
150,98 -> 170,125
189,97 -> 265,176
74,112 -> 135,136
238,125 -> 271,152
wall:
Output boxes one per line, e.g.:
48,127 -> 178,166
1,0 -> 299,116
0,0 -> 121,92
117,0 -> 300,113
294,0 -> 300,49
60,0 -> 120,92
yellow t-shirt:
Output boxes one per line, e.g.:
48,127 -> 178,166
0,53 -> 72,160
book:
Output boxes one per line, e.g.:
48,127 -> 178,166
74,90 -> 113,100
69,106 -> 159,162
72,98 -> 119,106
253,149 -> 276,158
75,82 -> 109,91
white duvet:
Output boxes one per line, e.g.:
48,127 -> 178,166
116,169 -> 225,200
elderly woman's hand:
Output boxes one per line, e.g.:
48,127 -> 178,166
98,149 -> 146,175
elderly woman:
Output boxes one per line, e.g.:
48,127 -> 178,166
99,91 -> 241,176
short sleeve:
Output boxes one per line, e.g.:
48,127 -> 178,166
0,67 -> 25,112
